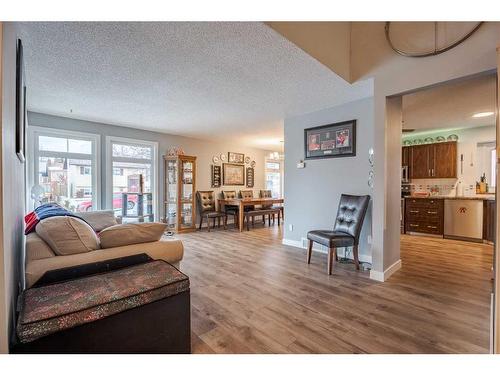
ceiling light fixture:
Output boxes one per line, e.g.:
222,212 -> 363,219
472,111 -> 494,118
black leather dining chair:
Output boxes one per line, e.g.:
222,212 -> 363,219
307,194 -> 370,275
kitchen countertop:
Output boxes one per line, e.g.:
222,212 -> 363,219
405,195 -> 495,201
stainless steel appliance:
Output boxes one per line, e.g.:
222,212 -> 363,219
401,183 -> 412,198
444,199 -> 483,242
401,166 -> 409,183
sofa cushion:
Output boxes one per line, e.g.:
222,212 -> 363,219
36,216 -> 100,256
25,238 -> 183,288
99,223 -> 167,249
77,210 -> 118,232
25,233 -> 55,262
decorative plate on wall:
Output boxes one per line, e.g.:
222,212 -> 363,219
435,136 -> 446,142
250,161 -> 256,168
447,134 -> 459,141
220,153 -> 227,162
244,156 -> 251,164
212,156 -> 220,164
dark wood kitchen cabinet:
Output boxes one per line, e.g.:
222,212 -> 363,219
405,198 -> 444,235
409,141 -> 457,179
483,200 -> 496,243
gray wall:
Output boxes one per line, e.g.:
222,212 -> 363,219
28,112 -> 271,221
283,97 -> 374,261
1,22 -> 26,351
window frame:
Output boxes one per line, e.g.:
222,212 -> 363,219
28,126 -> 101,211
105,136 -> 159,220
265,159 -> 284,198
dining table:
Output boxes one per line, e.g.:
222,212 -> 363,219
218,197 -> 284,232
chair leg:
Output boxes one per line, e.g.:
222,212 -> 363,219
223,215 -> 227,230
207,216 -> 210,232
268,214 -> 271,226
328,247 -> 335,275
272,214 -> 275,224
218,217 -> 221,228
307,240 -> 313,264
246,215 -> 250,231
335,249 -> 338,261
199,216 -> 203,230
252,216 -> 255,227
353,245 -> 360,270
277,213 -> 280,226
262,215 -> 265,223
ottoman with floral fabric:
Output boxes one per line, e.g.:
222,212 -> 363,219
14,259 -> 191,353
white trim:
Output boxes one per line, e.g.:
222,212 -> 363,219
27,126 -> 101,211
281,237 -> 372,264
105,136 -> 159,221
369,259 -> 402,282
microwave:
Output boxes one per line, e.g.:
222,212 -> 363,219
401,166 -> 409,183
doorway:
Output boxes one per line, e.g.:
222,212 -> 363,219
393,72 -> 497,353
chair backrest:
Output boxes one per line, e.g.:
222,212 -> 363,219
239,190 -> 253,199
222,190 -> 237,199
196,191 -> 216,213
333,194 -> 370,241
259,190 -> 272,198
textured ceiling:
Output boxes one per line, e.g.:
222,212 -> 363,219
402,74 -> 496,134
18,22 -> 373,150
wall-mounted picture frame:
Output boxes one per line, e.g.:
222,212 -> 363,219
304,120 -> 356,160
246,167 -> 254,188
211,165 -> 221,188
16,39 -> 26,163
223,163 -> 245,185
228,152 -> 245,164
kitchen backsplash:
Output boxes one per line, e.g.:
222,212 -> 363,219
410,178 -> 484,197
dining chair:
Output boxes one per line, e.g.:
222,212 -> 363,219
221,190 -> 239,227
239,190 -> 257,226
306,194 -> 370,275
259,190 -> 284,221
196,191 -> 234,232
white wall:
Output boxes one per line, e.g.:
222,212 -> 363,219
283,97 -> 374,262
1,22 -> 26,352
28,112 -> 272,221
351,21 -> 500,278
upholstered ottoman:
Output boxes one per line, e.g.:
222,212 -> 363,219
14,259 -> 190,353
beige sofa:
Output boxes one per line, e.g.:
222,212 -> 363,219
25,210 -> 184,288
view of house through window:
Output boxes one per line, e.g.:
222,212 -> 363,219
32,129 -> 99,212
108,138 -> 157,219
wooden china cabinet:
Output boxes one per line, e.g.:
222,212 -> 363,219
163,155 -> 197,233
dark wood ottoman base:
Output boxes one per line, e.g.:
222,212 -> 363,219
13,290 -> 190,354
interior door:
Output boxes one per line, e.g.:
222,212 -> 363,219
410,144 -> 430,179
433,142 -> 457,178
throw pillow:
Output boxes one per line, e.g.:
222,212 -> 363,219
99,223 -> 167,249
36,216 -> 100,256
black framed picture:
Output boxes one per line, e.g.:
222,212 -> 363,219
211,165 -> 221,188
228,152 -> 245,164
304,120 -> 356,159
246,167 -> 254,188
16,38 -> 26,163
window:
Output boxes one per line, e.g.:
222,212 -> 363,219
29,127 -> 100,212
106,137 -> 158,220
265,160 -> 283,198
80,166 -> 91,175
477,141 -> 496,191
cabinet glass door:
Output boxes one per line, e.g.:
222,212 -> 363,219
180,160 -> 194,229
166,159 -> 178,230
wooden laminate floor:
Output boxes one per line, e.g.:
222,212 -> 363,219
178,225 -> 493,353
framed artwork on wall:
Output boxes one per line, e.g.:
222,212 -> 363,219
304,120 -> 356,160
223,163 -> 245,185
211,165 -> 221,187
16,39 -> 26,163
246,167 -> 254,188
228,152 -> 245,164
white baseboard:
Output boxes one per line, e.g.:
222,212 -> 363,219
282,237 -> 372,264
369,259 -> 402,282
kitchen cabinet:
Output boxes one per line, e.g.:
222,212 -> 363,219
483,200 -> 496,243
405,198 -> 444,235
408,141 -> 457,179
